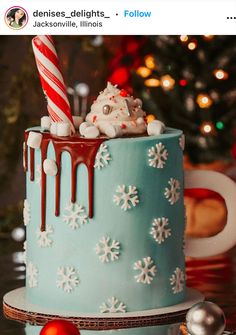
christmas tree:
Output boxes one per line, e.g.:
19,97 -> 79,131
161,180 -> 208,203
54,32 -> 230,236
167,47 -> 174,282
127,36 -> 236,163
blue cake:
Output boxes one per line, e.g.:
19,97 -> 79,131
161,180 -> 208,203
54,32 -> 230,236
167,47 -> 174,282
23,83 -> 186,314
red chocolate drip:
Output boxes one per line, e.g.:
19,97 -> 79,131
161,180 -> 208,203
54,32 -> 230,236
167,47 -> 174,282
24,133 -> 29,173
40,138 -> 50,231
55,150 -> 62,217
30,148 -> 35,181
52,137 -> 105,219
25,131 -> 105,231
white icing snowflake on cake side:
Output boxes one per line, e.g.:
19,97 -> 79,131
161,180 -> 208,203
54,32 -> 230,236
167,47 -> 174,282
179,134 -> 185,151
94,143 -> 111,170
63,202 -> 88,230
35,164 -> 42,185
56,266 -> 79,293
27,261 -> 38,288
164,178 -> 180,205
134,257 -> 157,284
36,225 -> 53,248
170,267 -> 185,294
150,217 -> 171,244
23,199 -> 30,226
148,142 -> 168,169
113,185 -> 139,211
95,236 -> 120,263
100,297 -> 126,313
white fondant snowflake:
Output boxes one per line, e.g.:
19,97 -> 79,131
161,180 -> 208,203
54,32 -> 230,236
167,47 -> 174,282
23,199 -> 30,226
56,266 -> 79,293
134,257 -> 157,284
35,164 -> 42,185
27,261 -> 38,288
170,267 -> 185,294
113,185 -> 139,211
164,178 -> 180,205
150,217 -> 171,244
100,297 -> 126,313
179,134 -> 185,151
63,202 -> 88,230
95,236 -> 120,263
36,225 -> 53,248
148,142 -> 168,169
94,143 -> 112,170
23,241 -> 27,264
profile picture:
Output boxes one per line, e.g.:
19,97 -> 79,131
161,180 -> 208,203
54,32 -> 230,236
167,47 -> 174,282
5,6 -> 28,30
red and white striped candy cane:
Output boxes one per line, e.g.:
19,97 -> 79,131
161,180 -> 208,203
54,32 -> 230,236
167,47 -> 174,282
32,35 -> 75,132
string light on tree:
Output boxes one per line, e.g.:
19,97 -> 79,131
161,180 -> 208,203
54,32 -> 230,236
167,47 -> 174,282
179,79 -> 187,87
160,75 -> 175,90
196,93 -> 213,109
136,66 -> 152,78
188,41 -> 198,51
144,55 -> 156,70
213,69 -> 229,80
216,121 -> 225,130
203,35 -> 214,40
200,122 -> 215,135
144,78 -> 160,87
180,35 -> 189,42
146,114 -> 156,124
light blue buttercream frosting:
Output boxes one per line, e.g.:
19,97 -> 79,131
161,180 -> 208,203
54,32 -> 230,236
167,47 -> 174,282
25,128 -> 185,314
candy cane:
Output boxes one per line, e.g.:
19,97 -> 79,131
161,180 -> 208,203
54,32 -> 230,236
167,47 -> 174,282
32,35 -> 75,132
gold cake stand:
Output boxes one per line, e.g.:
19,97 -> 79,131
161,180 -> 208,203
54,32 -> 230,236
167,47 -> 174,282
3,287 -> 204,330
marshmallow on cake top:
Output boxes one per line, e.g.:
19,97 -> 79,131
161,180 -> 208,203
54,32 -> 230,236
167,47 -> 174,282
80,82 -> 165,138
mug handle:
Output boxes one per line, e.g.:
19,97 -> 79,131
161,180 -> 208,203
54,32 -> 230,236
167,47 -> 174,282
184,170 -> 236,258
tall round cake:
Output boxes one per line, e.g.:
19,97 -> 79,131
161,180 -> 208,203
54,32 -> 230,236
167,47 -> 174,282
24,126 -> 185,314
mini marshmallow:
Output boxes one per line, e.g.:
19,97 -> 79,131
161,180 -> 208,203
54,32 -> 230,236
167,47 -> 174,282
136,117 -> 145,125
147,120 -> 165,136
43,159 -> 58,176
50,122 -> 57,135
104,125 -> 122,138
27,131 -> 42,149
57,122 -> 71,137
79,122 -> 91,136
41,116 -> 51,131
73,116 -> 84,130
83,125 -> 100,139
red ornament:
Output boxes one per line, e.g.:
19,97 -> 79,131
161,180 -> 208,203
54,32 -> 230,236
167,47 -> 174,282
120,89 -> 128,97
179,79 -> 187,87
40,320 -> 80,335
108,67 -> 129,86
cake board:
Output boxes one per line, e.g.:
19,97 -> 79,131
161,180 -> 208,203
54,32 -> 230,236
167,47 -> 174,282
3,287 -> 204,330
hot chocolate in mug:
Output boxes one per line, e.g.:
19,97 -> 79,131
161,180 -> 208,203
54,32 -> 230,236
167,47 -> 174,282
23,127 -> 236,313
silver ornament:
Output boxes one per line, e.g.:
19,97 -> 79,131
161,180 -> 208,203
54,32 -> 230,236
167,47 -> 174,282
186,301 -> 226,335
103,104 -> 112,115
